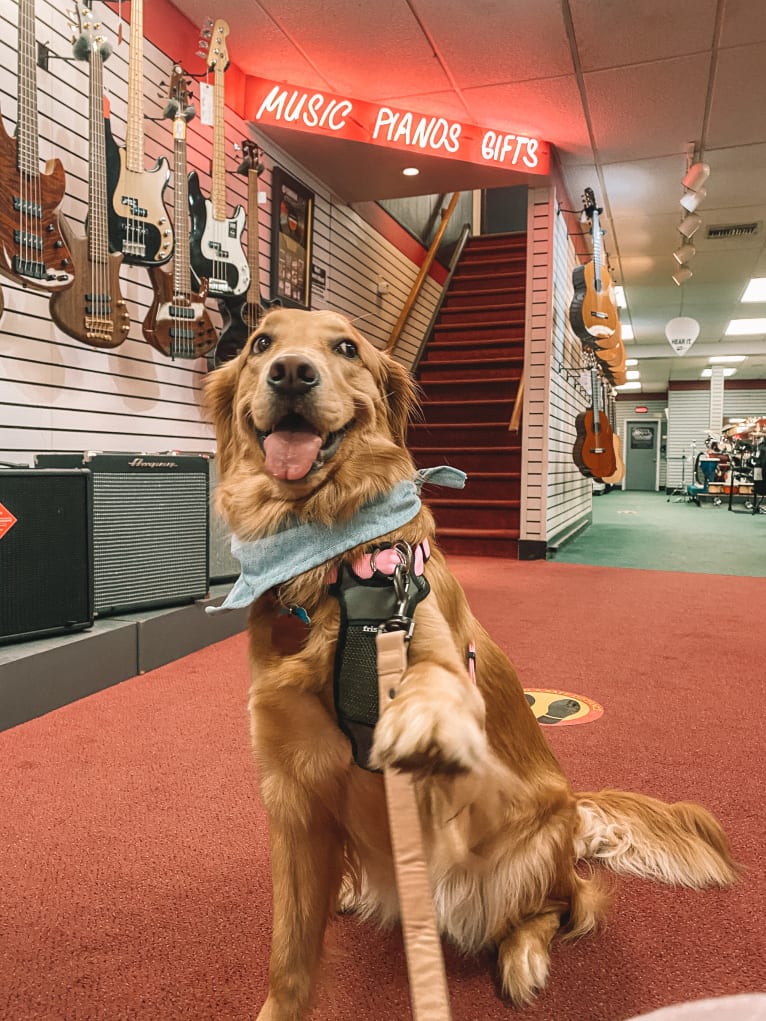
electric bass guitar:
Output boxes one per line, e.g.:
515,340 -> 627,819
143,68 -> 217,360
188,19 -> 250,300
573,366 -> 617,481
569,187 -> 619,348
103,0 -> 173,265
213,140 -> 281,366
50,6 -> 130,349
0,0 -> 74,290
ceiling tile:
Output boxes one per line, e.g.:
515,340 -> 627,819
706,43 -> 766,149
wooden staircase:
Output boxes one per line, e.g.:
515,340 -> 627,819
408,232 -> 526,557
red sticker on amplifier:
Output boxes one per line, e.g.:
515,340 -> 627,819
0,503 -> 18,541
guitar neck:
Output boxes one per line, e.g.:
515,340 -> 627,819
172,120 -> 190,297
211,64 -> 227,222
591,209 -> 603,292
246,166 -> 261,303
125,0 -> 145,172
17,0 -> 40,177
591,368 -> 602,433
88,48 -> 109,265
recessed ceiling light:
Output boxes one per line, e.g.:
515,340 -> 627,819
626,358 -> 638,366
701,367 -> 737,377
741,278 -> 766,302
620,324 -> 634,340
402,167 -> 419,177
708,355 -> 746,363
725,318 -> 766,335
614,285 -> 627,308
616,381 -> 641,390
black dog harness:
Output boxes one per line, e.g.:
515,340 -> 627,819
329,541 -> 430,770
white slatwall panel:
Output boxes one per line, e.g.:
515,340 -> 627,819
723,387 -> 766,420
666,389 -> 711,487
545,192 -> 591,546
0,0 -> 439,465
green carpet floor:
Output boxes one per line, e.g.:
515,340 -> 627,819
552,489 -> 766,576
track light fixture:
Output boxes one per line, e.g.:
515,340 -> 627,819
672,265 -> 693,286
680,186 -> 707,213
673,242 -> 696,265
671,145 -> 709,283
678,212 -> 702,239
682,160 -> 710,192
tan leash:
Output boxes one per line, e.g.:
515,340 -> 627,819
377,629 -> 452,1021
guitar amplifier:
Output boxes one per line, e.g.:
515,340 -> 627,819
35,453 -> 209,615
0,469 -> 94,644
208,456 -> 240,583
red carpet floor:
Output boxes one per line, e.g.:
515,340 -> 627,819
1,559 -> 764,1021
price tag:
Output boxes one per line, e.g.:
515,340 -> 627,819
199,82 -> 214,126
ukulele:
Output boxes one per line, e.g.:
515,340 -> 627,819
573,366 -> 617,481
569,188 -> 619,349
103,0 -> 173,265
142,67 -> 218,360
50,5 -> 130,349
188,19 -> 250,300
0,0 -> 74,290
213,140 -> 282,366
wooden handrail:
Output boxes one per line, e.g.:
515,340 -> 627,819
385,191 -> 460,353
509,369 -> 525,432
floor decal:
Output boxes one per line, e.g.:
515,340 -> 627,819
524,688 -> 604,726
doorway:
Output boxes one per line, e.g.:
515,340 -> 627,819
625,419 -> 659,491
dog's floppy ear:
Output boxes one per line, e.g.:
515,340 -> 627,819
203,360 -> 239,478
382,354 -> 417,446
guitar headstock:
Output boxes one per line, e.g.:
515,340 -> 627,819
69,1 -> 111,62
237,139 -> 265,177
581,187 -> 602,221
201,19 -> 230,73
164,64 -> 196,129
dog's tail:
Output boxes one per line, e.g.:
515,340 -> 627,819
574,789 -> 739,888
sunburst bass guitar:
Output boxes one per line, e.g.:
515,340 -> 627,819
143,67 -> 217,360
50,7 -> 130,349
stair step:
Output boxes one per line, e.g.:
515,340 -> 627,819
430,325 -> 525,348
443,285 -> 526,308
449,272 -> 525,293
420,472 -> 521,501
428,497 -> 520,531
409,421 -> 518,447
419,397 -> 515,424
453,256 -> 526,277
419,357 -> 523,381
434,528 -> 520,558
464,231 -> 526,251
427,334 -> 524,356
438,303 -> 526,326
418,375 -> 520,400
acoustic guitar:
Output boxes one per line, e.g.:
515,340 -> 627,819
142,68 -> 218,360
103,0 -> 173,265
569,188 -> 619,349
573,366 -> 617,481
213,140 -> 282,366
601,387 -> 625,485
188,20 -> 250,300
595,319 -> 628,385
0,0 -> 74,291
50,6 -> 130,349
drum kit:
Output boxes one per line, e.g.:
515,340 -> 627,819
695,418 -> 766,511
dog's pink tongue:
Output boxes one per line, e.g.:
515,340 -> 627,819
263,428 -> 323,480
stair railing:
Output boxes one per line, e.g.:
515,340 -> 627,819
385,191 -> 460,354
508,369 -> 525,432
407,221 -> 472,375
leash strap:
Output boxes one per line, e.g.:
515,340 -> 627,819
376,630 -> 452,1021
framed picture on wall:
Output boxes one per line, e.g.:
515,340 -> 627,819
270,168 -> 314,309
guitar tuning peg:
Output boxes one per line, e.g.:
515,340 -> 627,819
233,142 -> 241,150
195,49 -> 207,59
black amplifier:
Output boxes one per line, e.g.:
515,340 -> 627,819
35,453 -> 209,615
208,455 -> 240,583
0,468 -> 94,644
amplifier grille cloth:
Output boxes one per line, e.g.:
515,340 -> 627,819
92,473 -> 207,610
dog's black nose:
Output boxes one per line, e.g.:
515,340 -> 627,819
267,355 -> 320,395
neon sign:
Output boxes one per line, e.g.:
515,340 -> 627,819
245,76 -> 550,176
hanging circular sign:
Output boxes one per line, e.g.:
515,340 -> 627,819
524,689 -> 604,726
664,316 -> 700,355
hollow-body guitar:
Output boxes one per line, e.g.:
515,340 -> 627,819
0,0 -> 74,290
50,8 -> 130,349
104,0 -> 173,265
143,67 -> 217,360
188,20 -> 249,300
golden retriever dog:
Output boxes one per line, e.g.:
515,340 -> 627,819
205,307 -> 737,1021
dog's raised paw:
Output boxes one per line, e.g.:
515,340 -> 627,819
370,670 -> 487,773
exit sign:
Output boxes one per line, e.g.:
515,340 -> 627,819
634,406 -> 649,413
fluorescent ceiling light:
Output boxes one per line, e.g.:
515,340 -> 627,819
626,370 -> 640,380
620,324 -> 634,340
614,285 -> 627,308
616,381 -> 641,390
708,355 -> 746,363
741,278 -> 766,302
701,367 -> 737,377
625,358 -> 638,366
725,318 -> 766,336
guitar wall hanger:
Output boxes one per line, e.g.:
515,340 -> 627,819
37,41 -> 78,71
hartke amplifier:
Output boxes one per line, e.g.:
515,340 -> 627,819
0,469 -> 94,644
35,453 -> 209,616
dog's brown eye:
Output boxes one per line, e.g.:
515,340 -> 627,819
252,334 -> 273,354
335,338 -> 358,359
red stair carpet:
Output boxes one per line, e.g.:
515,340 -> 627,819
1,559 -> 763,1021
409,233 -> 526,556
